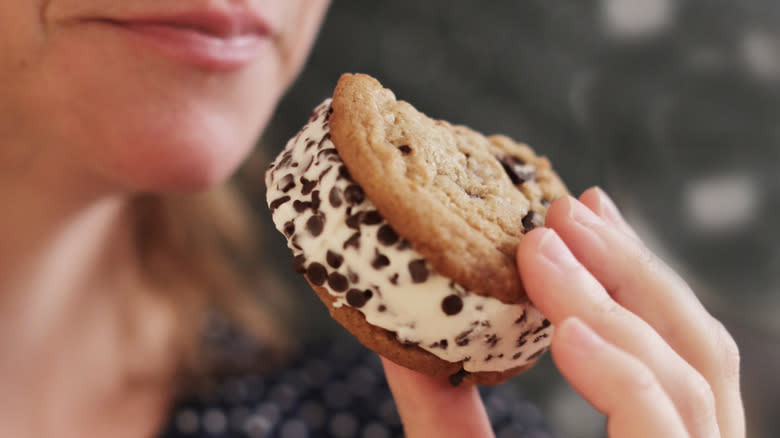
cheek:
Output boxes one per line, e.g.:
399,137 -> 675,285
15,26 -> 286,192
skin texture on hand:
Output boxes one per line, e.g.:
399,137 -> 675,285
382,187 -> 745,438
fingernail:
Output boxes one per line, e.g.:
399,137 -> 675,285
537,229 -> 579,268
566,196 -> 604,227
594,187 -> 626,225
560,318 -> 604,350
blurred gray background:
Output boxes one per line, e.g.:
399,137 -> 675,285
254,1 -> 780,437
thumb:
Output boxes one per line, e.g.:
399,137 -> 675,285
381,357 -> 495,438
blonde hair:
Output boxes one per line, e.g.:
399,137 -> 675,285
128,176 -> 289,385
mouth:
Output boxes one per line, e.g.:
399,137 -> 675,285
92,8 -> 275,71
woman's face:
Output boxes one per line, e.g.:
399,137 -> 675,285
0,0 -> 329,192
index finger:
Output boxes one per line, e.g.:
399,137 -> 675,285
381,358 -> 494,438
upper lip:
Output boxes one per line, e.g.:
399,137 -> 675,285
103,6 -> 274,39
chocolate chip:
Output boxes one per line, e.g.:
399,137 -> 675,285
408,260 -> 428,283
311,190 -> 321,211
346,289 -> 372,308
317,165 -> 333,182
308,109 -> 318,122
304,139 -> 317,151
300,177 -> 316,196
527,348 -> 546,361
278,174 -> 295,193
346,212 -> 363,229
343,232 -> 361,250
338,165 -> 351,180
326,250 -> 343,269
441,295 -> 463,316
378,305 -> 387,312
377,225 -> 399,246
449,369 -> 470,387
499,156 -> 536,185
484,334 -> 500,348
429,339 -> 448,349
398,145 -> 412,154
362,210 -> 383,225
484,354 -> 493,362
278,151 -> 293,168
455,328 -> 474,346
347,268 -> 359,284
517,330 -> 531,347
303,156 -> 315,172
306,214 -> 325,237
283,220 -> 295,237
317,132 -> 331,149
327,272 -> 349,292
512,352 -> 523,360
328,187 -> 343,207
532,319 -> 551,334
522,211 -> 543,233
533,333 -> 549,343
292,255 -> 307,274
293,200 -> 312,213
269,196 -> 291,211
514,311 -> 527,325
317,148 -> 339,161
389,273 -> 399,285
372,250 -> 390,269
291,162 -> 299,168
306,263 -> 327,286
344,185 -> 365,204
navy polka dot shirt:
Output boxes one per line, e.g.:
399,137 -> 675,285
158,336 -> 557,438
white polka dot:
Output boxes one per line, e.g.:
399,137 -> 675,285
329,412 -> 359,438
684,173 -> 760,232
175,409 -> 199,434
203,409 -> 227,435
244,414 -> 273,438
741,30 -> 780,81
602,0 -> 675,39
280,419 -> 310,438
361,422 -> 391,438
255,402 -> 281,426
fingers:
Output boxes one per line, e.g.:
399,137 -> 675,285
551,318 -> 690,438
578,187 -> 640,240
545,191 -> 744,437
517,228 -> 721,438
381,358 -> 494,438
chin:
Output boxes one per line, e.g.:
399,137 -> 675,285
98,119 -> 261,194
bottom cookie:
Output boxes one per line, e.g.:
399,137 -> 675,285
309,279 -> 540,386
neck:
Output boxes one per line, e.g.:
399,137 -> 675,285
0,148 -> 174,437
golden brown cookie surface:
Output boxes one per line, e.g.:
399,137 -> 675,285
330,74 -> 567,303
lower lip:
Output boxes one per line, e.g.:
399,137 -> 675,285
108,22 -> 269,71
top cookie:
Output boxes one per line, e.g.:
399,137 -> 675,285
330,74 -> 568,303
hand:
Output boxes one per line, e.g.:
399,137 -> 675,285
382,187 -> 745,438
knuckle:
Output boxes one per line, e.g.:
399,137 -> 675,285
677,372 -> 719,433
711,317 -> 742,381
621,361 -> 661,398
